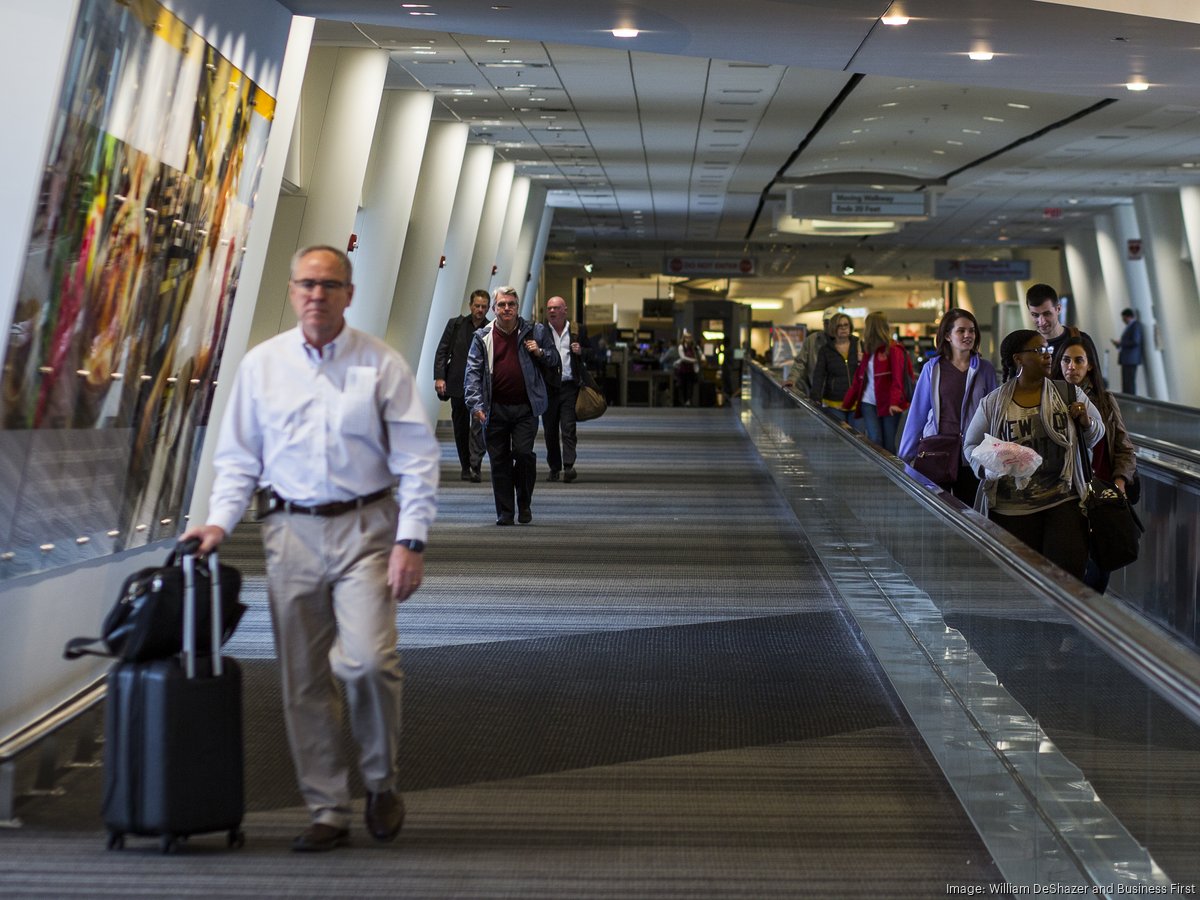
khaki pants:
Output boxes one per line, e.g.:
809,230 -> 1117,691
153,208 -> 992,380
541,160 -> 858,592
261,498 -> 403,828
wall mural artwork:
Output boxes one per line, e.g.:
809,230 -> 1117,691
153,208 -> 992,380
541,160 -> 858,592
0,0 -> 275,580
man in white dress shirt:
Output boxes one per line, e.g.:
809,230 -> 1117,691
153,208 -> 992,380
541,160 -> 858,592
182,245 -> 439,852
542,296 -> 584,482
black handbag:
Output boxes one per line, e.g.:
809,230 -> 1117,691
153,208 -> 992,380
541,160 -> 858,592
912,433 -> 961,485
64,540 -> 245,662
1072,394 -> 1144,572
1083,477 -> 1144,571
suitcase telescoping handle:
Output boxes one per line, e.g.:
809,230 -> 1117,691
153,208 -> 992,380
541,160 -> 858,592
176,538 -> 224,680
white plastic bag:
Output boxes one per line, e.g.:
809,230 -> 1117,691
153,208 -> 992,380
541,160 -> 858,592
970,433 -> 1043,489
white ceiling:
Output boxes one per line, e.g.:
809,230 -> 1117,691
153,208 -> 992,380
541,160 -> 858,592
280,0 -> 1200,288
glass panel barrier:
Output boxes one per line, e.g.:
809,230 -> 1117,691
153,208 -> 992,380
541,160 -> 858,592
1115,394 -> 1200,454
745,365 -> 1200,892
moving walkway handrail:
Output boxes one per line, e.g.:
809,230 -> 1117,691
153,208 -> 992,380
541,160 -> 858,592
0,676 -> 105,765
764,365 -> 1200,731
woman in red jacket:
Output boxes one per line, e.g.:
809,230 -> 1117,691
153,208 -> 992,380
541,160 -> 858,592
842,311 -> 911,453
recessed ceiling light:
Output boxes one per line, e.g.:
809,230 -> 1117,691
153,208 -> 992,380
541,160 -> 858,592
1126,79 -> 1150,91
881,14 -> 909,26
612,28 -> 639,38
485,39 -> 509,43
413,50 -> 437,55
880,102 -> 898,108
968,50 -> 994,61
862,116 -> 881,122
946,140 -> 963,145
1007,102 -> 1031,109
408,10 -> 437,15
962,128 -> 981,134
982,116 -> 1004,122
932,149 -> 946,154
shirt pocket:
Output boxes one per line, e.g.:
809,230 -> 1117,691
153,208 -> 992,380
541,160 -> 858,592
341,366 -> 378,436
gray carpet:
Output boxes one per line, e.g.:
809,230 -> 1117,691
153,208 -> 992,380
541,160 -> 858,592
2,407 -> 1003,897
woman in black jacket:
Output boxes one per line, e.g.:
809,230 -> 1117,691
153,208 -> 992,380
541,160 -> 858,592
810,313 -> 860,425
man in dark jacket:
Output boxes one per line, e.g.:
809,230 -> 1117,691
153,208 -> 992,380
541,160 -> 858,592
434,290 -> 489,481
464,287 -> 559,525
1111,308 -> 1143,395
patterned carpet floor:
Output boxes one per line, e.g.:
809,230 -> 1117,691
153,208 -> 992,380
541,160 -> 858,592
1,407 -> 1003,897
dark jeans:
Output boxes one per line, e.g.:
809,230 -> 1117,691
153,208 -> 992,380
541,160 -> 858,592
485,402 -> 538,520
990,499 -> 1089,580
542,381 -> 579,473
858,403 -> 898,453
1120,364 -> 1138,395
450,395 -> 485,472
675,370 -> 698,406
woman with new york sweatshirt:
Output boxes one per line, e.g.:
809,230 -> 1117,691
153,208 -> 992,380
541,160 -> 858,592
963,329 -> 1104,579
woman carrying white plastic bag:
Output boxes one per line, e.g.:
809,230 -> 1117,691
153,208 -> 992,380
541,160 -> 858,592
963,329 -> 1104,580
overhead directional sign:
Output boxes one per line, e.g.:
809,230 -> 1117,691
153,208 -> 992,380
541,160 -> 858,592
830,191 -> 927,217
664,256 -> 756,276
934,259 -> 1032,282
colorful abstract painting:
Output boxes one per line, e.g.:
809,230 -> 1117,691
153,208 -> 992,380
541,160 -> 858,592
0,0 -> 275,578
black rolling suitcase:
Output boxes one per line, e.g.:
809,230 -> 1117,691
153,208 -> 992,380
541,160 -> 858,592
102,545 -> 245,853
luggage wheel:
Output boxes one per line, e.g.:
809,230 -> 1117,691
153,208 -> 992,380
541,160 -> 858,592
106,831 -> 125,851
227,829 -> 245,849
160,835 -> 181,854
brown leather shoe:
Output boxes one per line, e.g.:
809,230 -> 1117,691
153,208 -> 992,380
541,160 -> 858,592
365,790 -> 405,842
292,822 -> 350,852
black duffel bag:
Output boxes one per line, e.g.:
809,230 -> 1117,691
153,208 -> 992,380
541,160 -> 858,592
64,539 -> 245,663
1083,476 -> 1144,571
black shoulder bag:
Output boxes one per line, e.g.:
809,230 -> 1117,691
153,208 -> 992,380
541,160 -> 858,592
64,540 -> 245,662
1070,385 -> 1144,572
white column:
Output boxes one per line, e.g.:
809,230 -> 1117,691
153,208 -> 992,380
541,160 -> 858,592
247,46 -> 389,347
506,184 -> 547,319
466,161 -> 515,296
1062,223 -> 1115,381
414,143 -> 495,426
384,121 -> 470,378
1130,195 -> 1181,401
1173,186 -> 1200,405
524,202 -> 557,316
296,48 -> 389,250
491,176 -> 531,294
347,90 -> 435,337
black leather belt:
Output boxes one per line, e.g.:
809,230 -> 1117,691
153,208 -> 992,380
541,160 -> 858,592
272,487 -> 392,517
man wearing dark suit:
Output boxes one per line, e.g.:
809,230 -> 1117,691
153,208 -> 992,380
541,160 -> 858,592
542,295 -> 588,482
434,290 -> 490,481
1111,308 -> 1144,395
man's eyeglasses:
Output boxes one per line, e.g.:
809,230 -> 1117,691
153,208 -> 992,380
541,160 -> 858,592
1017,346 -> 1053,356
291,279 -> 347,292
